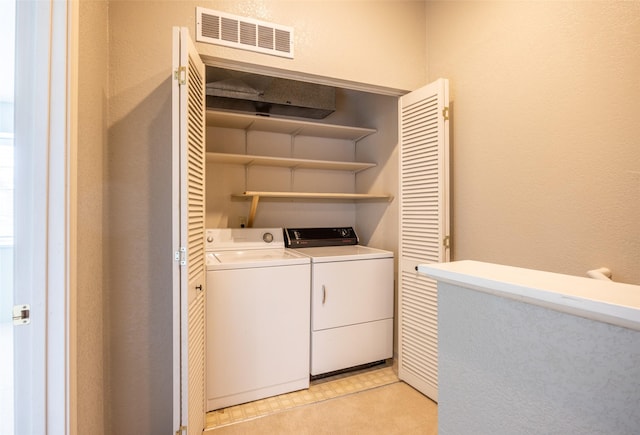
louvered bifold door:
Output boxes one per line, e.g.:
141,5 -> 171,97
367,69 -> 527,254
398,79 -> 450,402
174,27 -> 206,435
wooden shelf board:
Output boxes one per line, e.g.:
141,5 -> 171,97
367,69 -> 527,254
207,152 -> 376,173
206,110 -> 376,142
232,191 -> 394,201
233,191 -> 393,227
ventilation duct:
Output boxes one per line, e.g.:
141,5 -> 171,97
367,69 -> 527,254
196,7 -> 294,59
205,67 -> 336,119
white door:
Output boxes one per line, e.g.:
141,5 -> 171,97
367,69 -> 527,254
398,78 -> 450,402
172,27 -> 206,435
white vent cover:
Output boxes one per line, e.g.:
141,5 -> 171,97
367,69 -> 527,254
196,7 -> 294,59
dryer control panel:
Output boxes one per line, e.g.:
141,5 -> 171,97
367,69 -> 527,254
283,227 -> 359,248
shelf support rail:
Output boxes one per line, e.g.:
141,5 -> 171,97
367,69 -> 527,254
247,194 -> 260,228
290,134 -> 296,191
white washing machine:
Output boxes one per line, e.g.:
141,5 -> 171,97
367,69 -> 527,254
284,227 -> 394,376
205,228 -> 311,411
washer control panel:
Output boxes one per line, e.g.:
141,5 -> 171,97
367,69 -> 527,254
205,228 -> 285,251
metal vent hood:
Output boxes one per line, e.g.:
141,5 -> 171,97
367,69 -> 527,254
205,67 -> 335,119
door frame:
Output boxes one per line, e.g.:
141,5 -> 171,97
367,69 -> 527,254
173,44 -> 412,432
13,0 -> 78,433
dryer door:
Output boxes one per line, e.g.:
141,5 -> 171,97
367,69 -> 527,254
311,258 -> 393,331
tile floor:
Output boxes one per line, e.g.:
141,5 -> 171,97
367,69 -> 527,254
208,382 -> 438,434
205,363 -> 400,430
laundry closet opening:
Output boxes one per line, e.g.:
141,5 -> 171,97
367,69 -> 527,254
203,64 -> 400,247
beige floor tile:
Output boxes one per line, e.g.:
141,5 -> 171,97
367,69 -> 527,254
204,364 -> 437,433
205,382 -> 437,434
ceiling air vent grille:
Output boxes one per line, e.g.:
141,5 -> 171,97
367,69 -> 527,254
196,7 -> 294,59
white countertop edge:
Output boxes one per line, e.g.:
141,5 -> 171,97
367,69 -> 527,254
417,260 -> 640,332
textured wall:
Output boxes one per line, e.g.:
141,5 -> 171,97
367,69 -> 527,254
439,282 -> 640,434
107,2 -> 177,433
426,1 -> 640,284
76,0 -> 108,433
194,0 -> 427,92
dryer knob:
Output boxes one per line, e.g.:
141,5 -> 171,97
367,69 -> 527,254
263,232 -> 274,243
206,236 -> 214,243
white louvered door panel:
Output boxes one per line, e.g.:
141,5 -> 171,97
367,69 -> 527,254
398,79 -> 450,402
173,27 -> 206,435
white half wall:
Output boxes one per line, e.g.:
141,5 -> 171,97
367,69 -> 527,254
439,282 -> 640,434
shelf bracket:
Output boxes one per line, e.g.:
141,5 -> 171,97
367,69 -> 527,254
247,195 -> 260,228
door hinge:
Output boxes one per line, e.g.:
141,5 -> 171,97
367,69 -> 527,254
176,425 -> 187,435
443,235 -> 451,249
175,247 -> 187,266
13,304 -> 31,325
442,106 -> 450,120
174,66 -> 186,85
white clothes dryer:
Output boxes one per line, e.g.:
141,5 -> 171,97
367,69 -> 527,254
284,227 -> 394,376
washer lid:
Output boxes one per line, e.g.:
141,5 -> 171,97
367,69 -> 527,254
290,245 -> 393,262
206,228 -> 285,251
206,249 -> 310,270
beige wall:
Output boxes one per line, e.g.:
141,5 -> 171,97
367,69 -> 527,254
76,1 -> 108,433
426,1 -> 640,284
100,2 -> 426,434
194,0 -> 427,91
